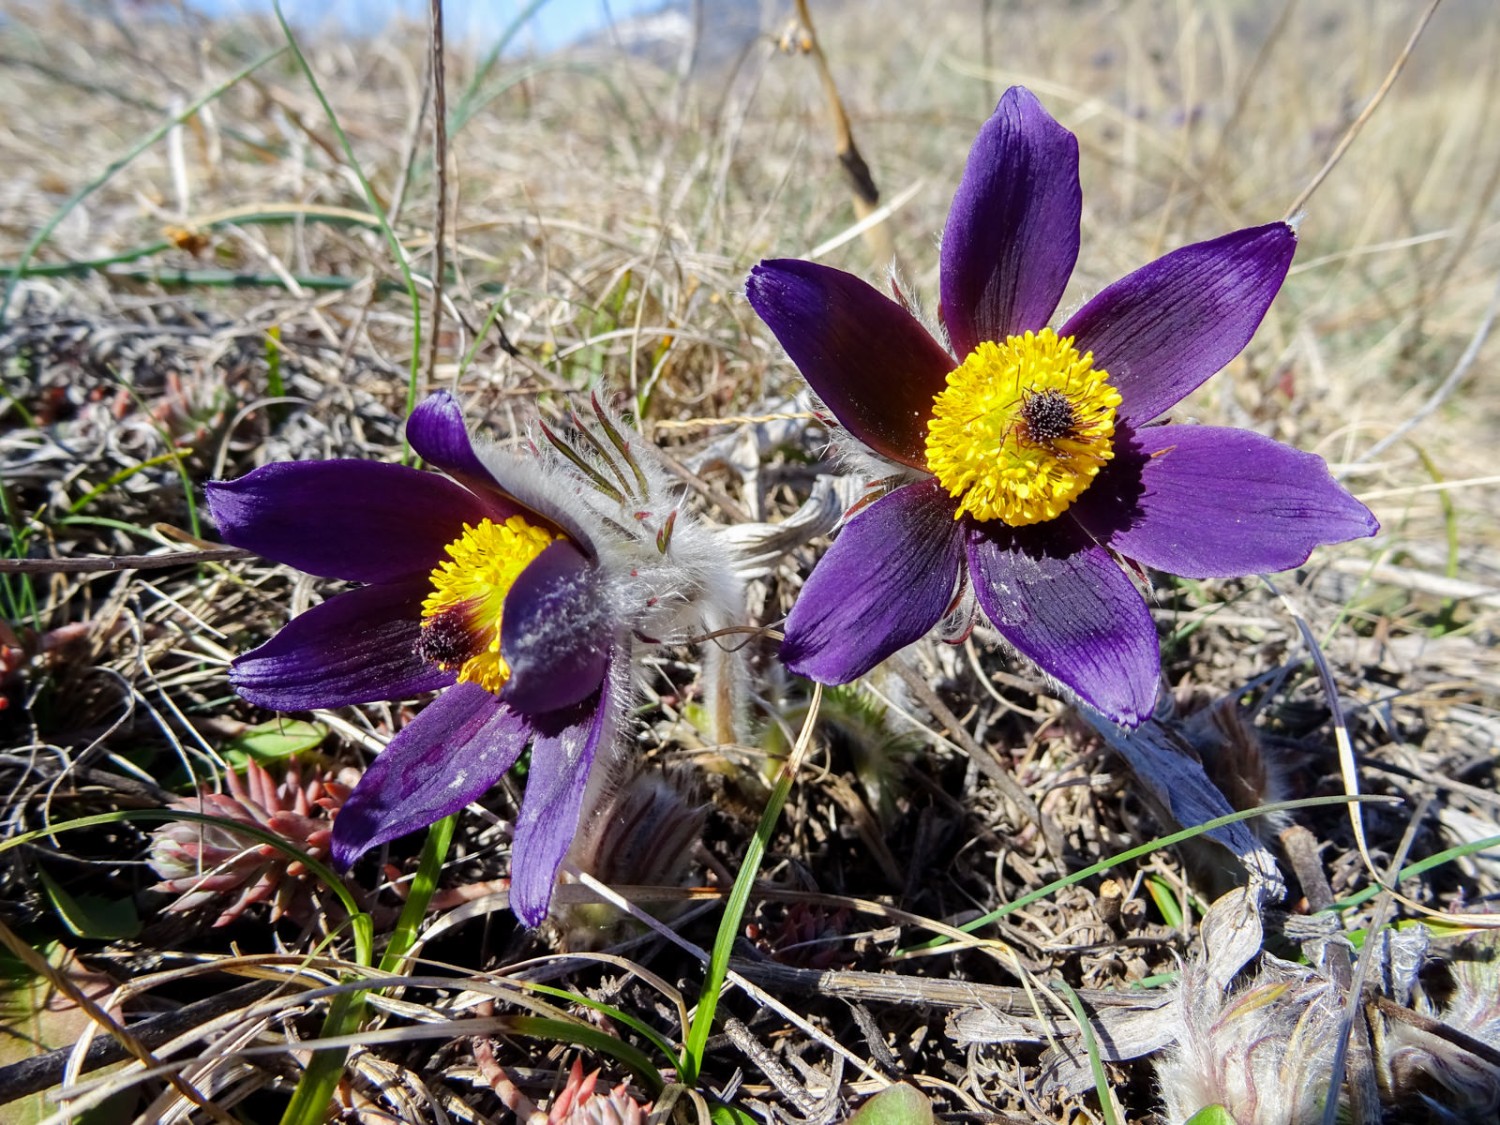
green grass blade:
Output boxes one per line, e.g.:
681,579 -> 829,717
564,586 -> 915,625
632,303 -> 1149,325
272,1 -> 424,427
265,325 -> 286,398
68,450 -> 193,516
456,299 -> 511,379
1057,979 -> 1120,1125
279,988 -> 364,1125
449,0 -> 556,136
526,983 -> 682,1068
900,793 -> 1398,954
0,47 -> 287,321
508,1015 -> 664,1092
681,685 -> 823,1084
0,479 -> 38,623
377,814 -> 454,975
1328,832 -> 1500,912
1411,443 -> 1462,630
0,809 -> 371,964
680,776 -> 786,1080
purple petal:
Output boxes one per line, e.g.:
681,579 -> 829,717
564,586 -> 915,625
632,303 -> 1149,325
1061,223 -> 1296,427
206,460 -> 484,583
407,392 -> 498,494
509,658 -> 619,926
940,86 -> 1082,356
967,521 -> 1158,726
746,259 -> 955,469
408,391 -> 572,534
1072,425 -> 1378,578
499,540 -> 612,715
230,578 -> 454,711
330,682 -> 531,869
781,478 -> 964,683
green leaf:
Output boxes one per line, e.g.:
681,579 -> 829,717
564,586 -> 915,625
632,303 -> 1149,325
37,869 -> 140,940
1145,873 -> 1185,930
1184,1106 -> 1238,1125
710,1101 -> 761,1125
0,944 -> 134,1124
847,1084 -> 936,1125
225,718 -> 328,762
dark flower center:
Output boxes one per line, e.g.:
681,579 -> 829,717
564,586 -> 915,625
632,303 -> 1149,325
1019,388 -> 1081,443
416,604 -> 485,669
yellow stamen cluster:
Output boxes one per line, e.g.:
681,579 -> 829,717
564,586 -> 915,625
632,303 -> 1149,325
924,328 -> 1121,525
420,515 -> 557,694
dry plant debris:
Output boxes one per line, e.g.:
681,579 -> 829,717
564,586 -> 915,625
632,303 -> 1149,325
1,1 -> 1498,1123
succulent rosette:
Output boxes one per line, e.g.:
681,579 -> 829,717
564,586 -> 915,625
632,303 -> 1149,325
747,86 -> 1377,727
206,391 -> 739,924
148,758 -> 351,928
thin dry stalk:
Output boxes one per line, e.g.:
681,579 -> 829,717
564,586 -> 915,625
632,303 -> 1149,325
1282,0 -> 1444,219
790,0 -> 897,271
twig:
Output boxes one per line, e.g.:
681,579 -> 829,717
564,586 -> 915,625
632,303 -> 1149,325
806,179 -> 924,262
1321,793 -> 1431,1125
1279,823 -> 1337,911
791,0 -> 896,270
1282,0 -> 1443,220
1370,994 -> 1500,1071
725,1018 -> 822,1116
730,958 -> 1166,1016
0,982 -> 278,1103
424,0 -> 449,399
650,443 -> 753,524
1352,270 -> 1500,465
1324,557 -> 1500,608
651,411 -> 816,431
0,547 -> 250,575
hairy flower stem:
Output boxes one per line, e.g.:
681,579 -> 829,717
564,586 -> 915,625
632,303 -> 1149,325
700,608 -> 749,747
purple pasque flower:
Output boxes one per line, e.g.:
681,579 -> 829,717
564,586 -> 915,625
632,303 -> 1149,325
747,86 -> 1377,727
205,391 -> 740,925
